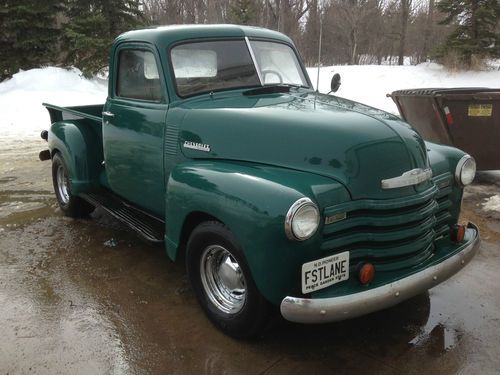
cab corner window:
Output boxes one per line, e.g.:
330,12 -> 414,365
117,49 -> 162,101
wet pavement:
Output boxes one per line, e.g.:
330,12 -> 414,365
1,137 -> 500,374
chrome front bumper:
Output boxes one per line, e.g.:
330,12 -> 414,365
280,223 -> 480,324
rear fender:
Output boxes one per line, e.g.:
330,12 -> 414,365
165,161 -> 350,304
48,120 -> 104,194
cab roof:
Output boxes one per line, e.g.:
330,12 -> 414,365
114,24 -> 294,47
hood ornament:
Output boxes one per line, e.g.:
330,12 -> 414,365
381,168 -> 433,189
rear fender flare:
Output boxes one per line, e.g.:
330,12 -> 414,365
48,120 -> 103,194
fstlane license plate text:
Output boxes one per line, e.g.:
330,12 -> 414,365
301,251 -> 349,294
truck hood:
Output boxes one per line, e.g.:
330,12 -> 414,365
176,90 -> 431,200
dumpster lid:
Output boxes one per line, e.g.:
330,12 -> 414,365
389,87 -> 499,97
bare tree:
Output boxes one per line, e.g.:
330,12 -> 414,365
140,0 -> 452,67
322,0 -> 383,65
420,0 -> 434,61
398,0 -> 411,65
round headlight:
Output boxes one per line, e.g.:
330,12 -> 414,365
455,155 -> 476,186
285,198 -> 320,241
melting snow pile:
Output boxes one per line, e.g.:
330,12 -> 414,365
482,195 -> 500,213
307,63 -> 500,114
0,67 -> 107,140
1,63 -> 500,140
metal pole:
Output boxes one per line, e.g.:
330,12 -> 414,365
316,15 -> 322,92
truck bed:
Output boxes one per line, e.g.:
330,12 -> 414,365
43,103 -> 104,124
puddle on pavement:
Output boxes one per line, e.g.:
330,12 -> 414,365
0,176 -> 17,184
7,214 -> 496,373
2,205 -> 499,374
0,190 -> 55,225
1,139 -> 500,374
409,323 -> 461,352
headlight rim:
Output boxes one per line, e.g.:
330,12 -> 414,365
285,197 -> 320,241
455,154 -> 476,186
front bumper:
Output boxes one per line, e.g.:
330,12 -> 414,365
280,223 -> 480,323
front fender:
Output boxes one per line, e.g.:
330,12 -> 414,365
165,161 -> 350,304
426,141 -> 468,222
48,120 -> 103,194
426,141 -> 466,177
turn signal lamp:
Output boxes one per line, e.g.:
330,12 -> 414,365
358,263 -> 375,285
451,224 -> 466,243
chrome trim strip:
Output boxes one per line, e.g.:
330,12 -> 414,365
245,37 -> 263,85
280,223 -> 480,323
381,168 -> 433,189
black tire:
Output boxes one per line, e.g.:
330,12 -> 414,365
51,153 -> 94,218
186,221 -> 271,339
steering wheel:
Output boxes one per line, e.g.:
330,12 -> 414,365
261,69 -> 283,84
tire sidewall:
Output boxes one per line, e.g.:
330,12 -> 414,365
51,153 -> 93,217
186,222 -> 268,338
52,153 -> 71,211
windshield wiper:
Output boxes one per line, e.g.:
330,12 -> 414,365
243,84 -> 303,96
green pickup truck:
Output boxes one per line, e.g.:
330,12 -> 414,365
41,25 -> 480,338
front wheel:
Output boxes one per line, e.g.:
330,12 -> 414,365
186,221 -> 270,339
51,153 -> 94,218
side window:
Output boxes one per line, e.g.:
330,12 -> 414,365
117,49 -> 162,101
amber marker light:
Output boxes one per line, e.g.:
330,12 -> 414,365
357,262 -> 375,285
451,224 -> 466,243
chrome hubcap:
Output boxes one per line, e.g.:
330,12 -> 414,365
200,245 -> 246,314
56,165 -> 70,205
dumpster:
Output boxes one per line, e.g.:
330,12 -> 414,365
389,88 -> 500,170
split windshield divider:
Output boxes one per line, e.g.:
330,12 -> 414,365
245,37 -> 263,86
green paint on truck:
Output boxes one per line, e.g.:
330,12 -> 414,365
42,25 -> 480,339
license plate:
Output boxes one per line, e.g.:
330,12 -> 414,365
301,251 -> 349,294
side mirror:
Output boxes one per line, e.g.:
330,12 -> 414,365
329,73 -> 341,94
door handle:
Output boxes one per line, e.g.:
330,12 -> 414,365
102,111 -> 114,125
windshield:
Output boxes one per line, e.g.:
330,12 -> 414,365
249,40 -> 308,87
170,39 -> 309,97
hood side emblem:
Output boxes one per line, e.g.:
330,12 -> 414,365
183,141 -> 211,153
381,168 -> 433,189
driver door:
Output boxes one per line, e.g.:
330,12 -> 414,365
102,44 -> 168,217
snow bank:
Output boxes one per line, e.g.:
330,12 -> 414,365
482,195 -> 500,213
0,67 -> 107,140
1,63 -> 500,140
307,63 -> 500,114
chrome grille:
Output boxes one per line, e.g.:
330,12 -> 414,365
322,173 -> 455,271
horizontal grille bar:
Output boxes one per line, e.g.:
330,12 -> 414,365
321,214 -> 437,250
320,174 -> 455,272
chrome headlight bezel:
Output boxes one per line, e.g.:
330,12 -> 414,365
455,154 -> 476,186
285,198 -> 320,241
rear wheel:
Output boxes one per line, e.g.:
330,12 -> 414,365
186,221 -> 270,339
51,153 -> 94,218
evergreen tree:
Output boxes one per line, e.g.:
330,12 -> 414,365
437,0 -> 500,67
228,0 -> 256,25
63,0 -> 144,77
0,0 -> 63,80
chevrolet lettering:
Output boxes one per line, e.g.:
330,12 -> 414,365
40,25 -> 480,338
183,141 -> 211,152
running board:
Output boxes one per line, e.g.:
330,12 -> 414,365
80,190 -> 165,243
